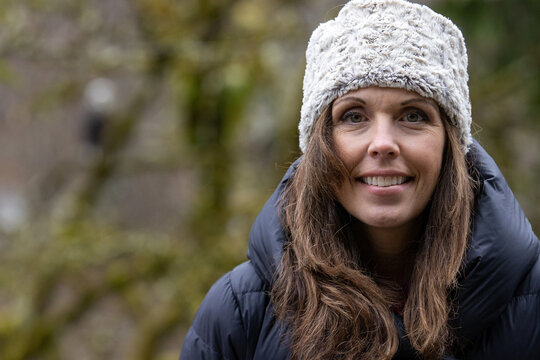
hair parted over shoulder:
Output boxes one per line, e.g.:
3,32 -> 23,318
271,105 -> 476,360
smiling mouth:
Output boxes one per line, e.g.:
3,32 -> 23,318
359,176 -> 411,187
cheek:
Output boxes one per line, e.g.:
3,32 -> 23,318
416,138 -> 445,183
333,132 -> 364,169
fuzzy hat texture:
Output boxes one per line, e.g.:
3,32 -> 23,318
299,0 -> 472,154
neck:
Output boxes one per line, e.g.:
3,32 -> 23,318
353,218 -> 424,286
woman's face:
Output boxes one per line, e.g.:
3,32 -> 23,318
332,87 -> 446,232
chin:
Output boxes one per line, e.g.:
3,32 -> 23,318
352,209 -> 424,232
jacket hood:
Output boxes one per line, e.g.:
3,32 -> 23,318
247,140 -> 539,342
450,141 -> 539,341
247,159 -> 299,286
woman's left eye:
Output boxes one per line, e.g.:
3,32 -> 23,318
403,110 -> 428,123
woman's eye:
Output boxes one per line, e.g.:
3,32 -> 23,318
342,112 -> 365,123
404,111 -> 428,123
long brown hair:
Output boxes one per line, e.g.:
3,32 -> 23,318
271,103 -> 475,359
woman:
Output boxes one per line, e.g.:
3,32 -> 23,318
180,0 -> 540,359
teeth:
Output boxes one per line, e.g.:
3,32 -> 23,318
361,176 -> 407,187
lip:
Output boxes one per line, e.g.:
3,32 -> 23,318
357,179 -> 410,196
354,171 -> 413,196
357,170 -> 411,177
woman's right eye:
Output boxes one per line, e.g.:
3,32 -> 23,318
341,111 -> 365,123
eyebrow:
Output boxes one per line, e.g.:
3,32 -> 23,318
332,96 -> 439,112
400,98 -> 439,112
333,96 -> 366,106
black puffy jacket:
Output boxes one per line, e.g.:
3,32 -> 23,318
180,141 -> 540,360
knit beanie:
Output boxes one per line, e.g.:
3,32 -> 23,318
299,0 -> 472,154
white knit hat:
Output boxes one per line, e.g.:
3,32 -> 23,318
299,0 -> 472,154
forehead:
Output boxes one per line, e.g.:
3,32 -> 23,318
334,87 -> 439,108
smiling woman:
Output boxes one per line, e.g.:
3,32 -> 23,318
179,1 -> 540,359
274,82 -> 474,359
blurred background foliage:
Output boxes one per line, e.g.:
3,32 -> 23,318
0,0 -> 538,359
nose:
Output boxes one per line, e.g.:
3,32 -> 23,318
367,119 -> 399,158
